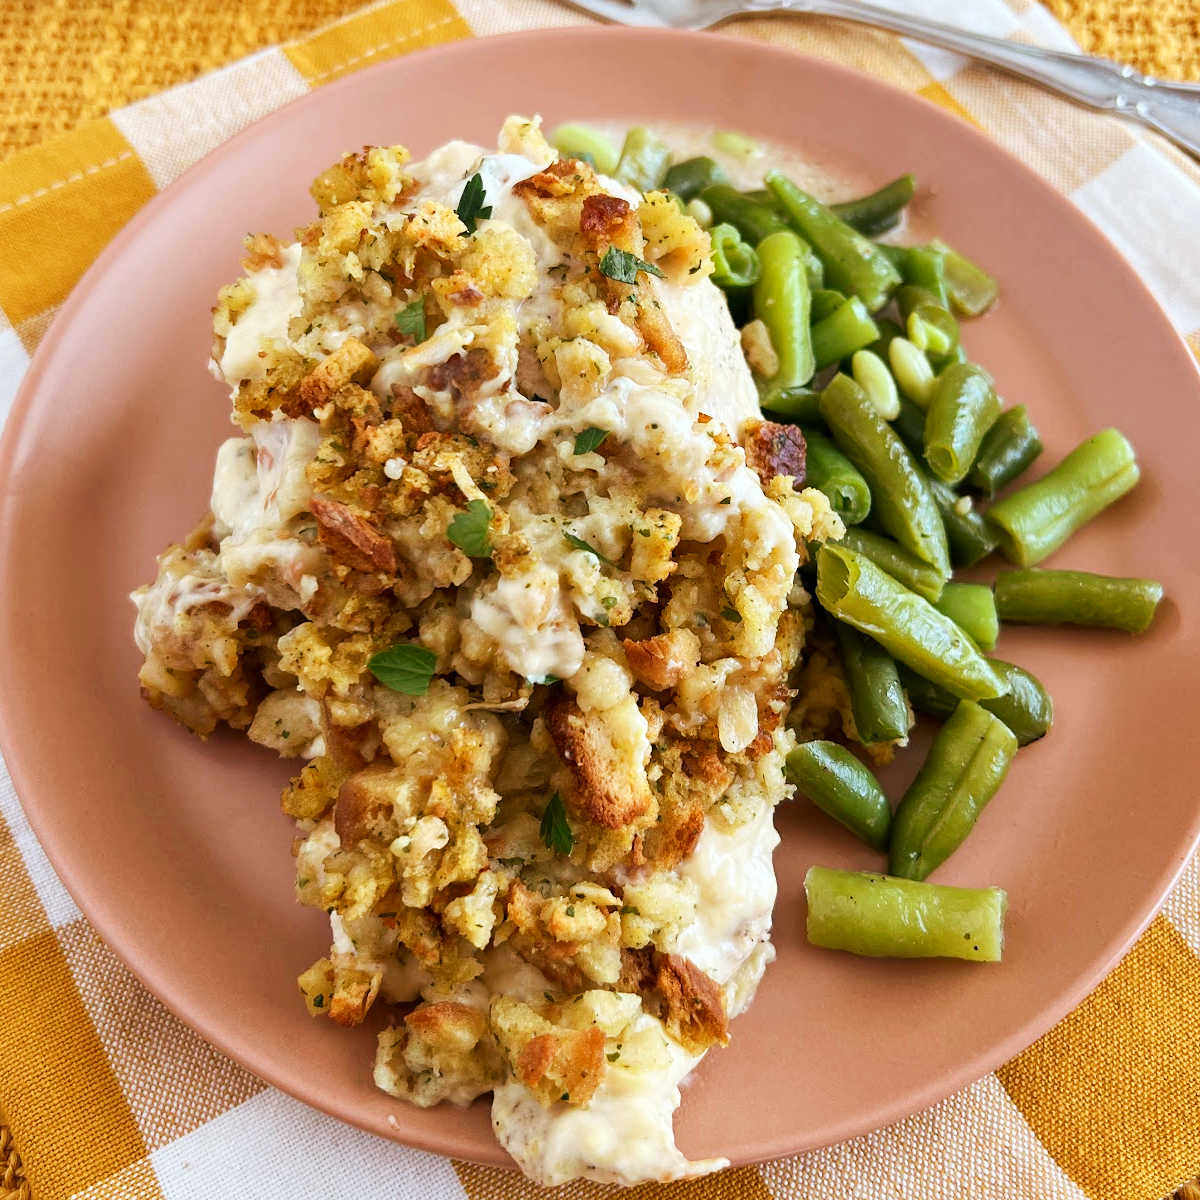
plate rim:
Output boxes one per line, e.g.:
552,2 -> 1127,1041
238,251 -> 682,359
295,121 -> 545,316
2,24 -> 1199,1170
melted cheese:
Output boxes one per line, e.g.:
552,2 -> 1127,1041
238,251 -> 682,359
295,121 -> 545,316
216,243 -> 303,385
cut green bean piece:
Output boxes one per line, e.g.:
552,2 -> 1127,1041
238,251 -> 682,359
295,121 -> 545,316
896,244 -> 949,308
812,297 -> 880,370
932,238 -> 998,317
925,474 -> 999,567
851,348 -> 900,420
923,363 -> 1000,485
888,337 -> 936,406
712,129 -> 762,159
867,315 -> 904,362
765,171 -> 902,312
986,428 -> 1140,566
709,223 -> 760,290
968,405 -> 1043,496
700,184 -> 789,245
816,543 -> 1006,700
830,174 -> 915,236
755,230 -> 814,411
820,374 -> 950,576
810,288 -> 847,322
805,867 -> 1007,961
760,389 -> 821,422
801,429 -> 871,525
994,568 -> 1163,634
839,527 -> 946,603
835,624 -> 912,746
934,582 -> 998,651
891,395 -> 927,455
900,660 -> 1053,746
612,126 -> 671,191
662,156 -> 728,202
549,123 -> 620,175
890,700 -> 1018,880
787,741 -> 892,850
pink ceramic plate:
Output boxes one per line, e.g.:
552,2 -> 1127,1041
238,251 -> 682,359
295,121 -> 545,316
2,27 -> 1198,1169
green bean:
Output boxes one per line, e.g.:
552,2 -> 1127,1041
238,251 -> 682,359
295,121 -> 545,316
994,568 -> 1163,634
805,867 -> 1007,961
830,174 -> 916,237
754,230 -> 815,412
923,363 -> 1000,485
816,543 -> 1007,700
851,348 -> 900,420
685,198 -> 713,228
888,337 -> 936,406
786,741 -> 892,850
900,660 -> 1054,746
906,306 -> 960,364
612,126 -> 671,191
838,527 -> 946,603
866,315 -> 904,362
891,395 -> 927,455
699,184 -> 788,244
968,405 -> 1043,497
801,429 -> 871,525
810,288 -> 847,322
712,129 -> 762,159
812,297 -> 880,370
765,171 -> 902,312
986,428 -> 1140,566
896,244 -> 949,308
661,156 -> 728,201
931,238 -> 998,317
760,389 -> 821,422
934,582 -> 998,651
709,223 -> 760,290
820,374 -> 950,576
549,123 -> 620,175
835,624 -> 912,745
925,474 -> 999,567
889,700 -> 1018,880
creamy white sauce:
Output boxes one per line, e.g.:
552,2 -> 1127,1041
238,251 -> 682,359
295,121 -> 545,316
217,242 -> 303,385
132,566 -> 265,655
469,570 -> 585,682
492,1013 -> 727,1187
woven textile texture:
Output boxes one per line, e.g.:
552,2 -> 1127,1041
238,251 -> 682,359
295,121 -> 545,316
0,2 -> 1199,1199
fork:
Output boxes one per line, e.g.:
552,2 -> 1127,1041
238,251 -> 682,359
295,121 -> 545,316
561,0 -> 1200,160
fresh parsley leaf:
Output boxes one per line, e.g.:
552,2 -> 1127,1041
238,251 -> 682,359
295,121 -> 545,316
540,792 -> 574,856
720,605 -> 743,624
573,427 -> 609,456
456,172 -> 492,233
599,246 -> 665,285
527,674 -> 561,686
446,499 -> 492,558
564,531 -> 611,565
368,643 -> 437,695
394,297 -> 426,341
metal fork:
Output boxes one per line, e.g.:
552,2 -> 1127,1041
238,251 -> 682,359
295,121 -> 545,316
561,0 -> 1200,159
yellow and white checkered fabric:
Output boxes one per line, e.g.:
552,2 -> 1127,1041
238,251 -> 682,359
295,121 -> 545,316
1,2 -> 1198,1198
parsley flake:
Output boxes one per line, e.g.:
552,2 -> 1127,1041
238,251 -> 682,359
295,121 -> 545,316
573,427 -> 609,456
394,297 -> 426,341
456,172 -> 493,233
599,246 -> 665,284
540,792 -> 575,856
564,531 -> 611,564
721,605 -> 743,624
528,674 -> 561,686
446,499 -> 493,558
368,643 -> 437,695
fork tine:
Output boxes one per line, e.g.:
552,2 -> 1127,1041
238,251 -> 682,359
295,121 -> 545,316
558,0 -> 670,28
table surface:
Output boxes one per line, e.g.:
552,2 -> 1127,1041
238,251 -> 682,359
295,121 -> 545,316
0,3 -> 1197,1199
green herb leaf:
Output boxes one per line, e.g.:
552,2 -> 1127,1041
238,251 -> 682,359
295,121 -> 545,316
368,643 -> 437,695
447,499 -> 493,558
394,297 -> 426,341
456,172 -> 493,233
564,531 -> 612,564
527,674 -> 561,686
573,427 -> 609,456
599,246 -> 665,284
540,791 -> 575,856
720,605 -> 743,624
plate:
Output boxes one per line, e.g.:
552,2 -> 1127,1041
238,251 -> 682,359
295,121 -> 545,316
2,27 -> 1198,1169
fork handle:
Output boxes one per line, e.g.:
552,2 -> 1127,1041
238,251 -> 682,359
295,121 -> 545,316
749,0 -> 1200,158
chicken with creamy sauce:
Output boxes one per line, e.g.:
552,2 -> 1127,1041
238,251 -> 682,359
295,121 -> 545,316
131,115 -> 843,1186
